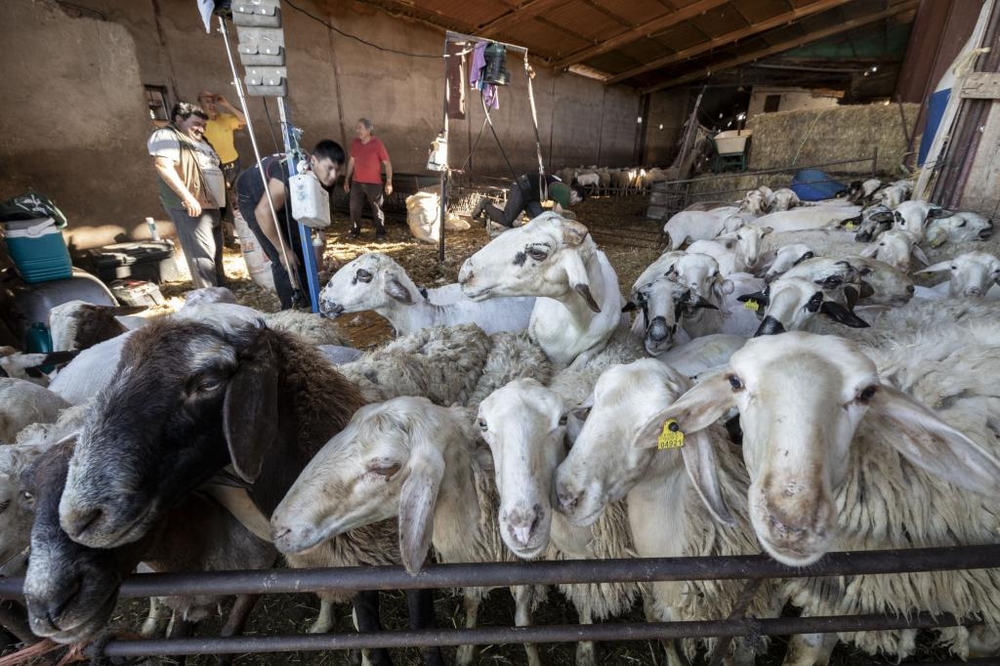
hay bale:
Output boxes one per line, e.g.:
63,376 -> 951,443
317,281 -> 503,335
746,103 -> 919,175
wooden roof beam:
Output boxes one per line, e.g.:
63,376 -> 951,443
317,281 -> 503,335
606,0 -> 854,85
550,0 -> 731,70
642,0 -> 918,94
479,0 -> 567,37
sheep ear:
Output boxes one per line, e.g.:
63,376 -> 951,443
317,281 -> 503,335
819,301 -> 869,328
910,245 -> 930,266
632,371 -> 735,449
926,208 -> 954,220
680,431 -> 736,526
398,445 -> 445,575
384,276 -> 414,305
561,220 -> 591,247
916,260 -> 952,275
223,331 -> 280,483
562,251 -> 601,312
868,385 -> 1000,498
760,226 -> 773,237
114,315 -> 151,331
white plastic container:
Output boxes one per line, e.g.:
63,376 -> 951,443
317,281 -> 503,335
233,209 -> 275,291
289,172 -> 331,229
714,129 -> 752,155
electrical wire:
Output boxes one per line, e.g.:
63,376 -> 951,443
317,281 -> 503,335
284,0 -> 438,58
481,94 -> 519,181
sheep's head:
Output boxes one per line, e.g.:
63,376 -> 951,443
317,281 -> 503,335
319,252 -> 412,318
918,251 -> 1000,298
24,440 -> 148,644
478,379 -> 567,559
459,213 -> 599,310
59,317 -> 296,549
743,276 -> 869,336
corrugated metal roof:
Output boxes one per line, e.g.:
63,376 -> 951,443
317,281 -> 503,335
354,0 -> 918,94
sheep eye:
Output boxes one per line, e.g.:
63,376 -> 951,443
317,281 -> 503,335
478,418 -> 488,432
370,463 -> 401,479
526,247 -> 548,262
558,414 -> 568,426
356,269 -> 373,283
951,265 -> 957,271
806,293 -> 824,312
727,375 -> 743,391
20,493 -> 32,508
858,385 -> 878,403
958,220 -> 967,227
821,276 -> 843,288
0,499 -> 9,514
195,376 -> 226,393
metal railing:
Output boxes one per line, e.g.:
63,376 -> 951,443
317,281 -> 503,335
1,544 -> 998,662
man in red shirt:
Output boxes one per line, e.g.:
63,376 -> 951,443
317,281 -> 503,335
343,118 -> 393,241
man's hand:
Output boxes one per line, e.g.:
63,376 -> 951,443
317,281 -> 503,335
280,250 -> 300,276
385,182 -> 393,196
343,181 -> 351,193
182,194 -> 202,217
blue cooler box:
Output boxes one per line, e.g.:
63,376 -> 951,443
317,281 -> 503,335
1,217 -> 73,283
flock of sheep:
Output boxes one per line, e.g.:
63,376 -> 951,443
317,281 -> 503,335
1,174 -> 999,665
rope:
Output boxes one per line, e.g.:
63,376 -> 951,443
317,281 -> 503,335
523,51 -> 547,201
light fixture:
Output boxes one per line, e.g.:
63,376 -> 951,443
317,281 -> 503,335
658,123 -> 664,130
567,64 -> 611,82
637,116 -> 643,124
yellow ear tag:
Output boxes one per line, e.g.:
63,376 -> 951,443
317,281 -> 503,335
743,299 -> 759,311
657,419 -> 685,449
845,222 -> 857,230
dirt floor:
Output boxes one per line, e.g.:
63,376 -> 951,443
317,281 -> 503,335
16,195 -> 958,665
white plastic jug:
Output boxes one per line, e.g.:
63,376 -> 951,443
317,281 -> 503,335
233,209 -> 275,291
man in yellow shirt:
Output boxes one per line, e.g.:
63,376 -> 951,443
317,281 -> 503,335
198,90 -> 246,246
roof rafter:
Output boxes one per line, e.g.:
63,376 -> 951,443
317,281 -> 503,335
550,0 -> 732,70
479,0 -> 567,36
642,0 -> 918,93
606,0 -> 855,85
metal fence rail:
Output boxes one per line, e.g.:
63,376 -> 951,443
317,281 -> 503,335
1,544 -> 998,661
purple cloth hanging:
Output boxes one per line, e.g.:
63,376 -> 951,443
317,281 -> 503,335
469,41 -> 499,109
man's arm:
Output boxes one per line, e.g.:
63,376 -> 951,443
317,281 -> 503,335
382,158 -> 393,196
153,156 -> 202,216
215,95 -> 247,128
254,178 -> 298,273
343,156 -> 355,192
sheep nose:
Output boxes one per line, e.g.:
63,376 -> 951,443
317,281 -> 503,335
458,261 -> 474,285
647,317 -> 671,342
967,287 -> 983,297
754,316 -> 786,337
556,488 -> 581,515
905,284 -> 915,295
504,504 -> 543,547
319,301 -> 344,318
60,507 -> 103,541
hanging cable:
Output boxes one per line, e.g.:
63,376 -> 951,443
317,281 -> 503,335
284,0 -> 437,59
218,15 -> 299,293
482,94 -> 519,181
523,51 -> 547,201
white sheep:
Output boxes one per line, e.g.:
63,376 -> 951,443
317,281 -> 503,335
782,255 -> 914,307
0,378 -> 70,443
639,329 -> 1000,661
925,210 -> 995,247
741,275 -> 871,336
553,360 -> 782,664
916,251 -> 1000,298
477,379 -> 643,666
687,224 -> 772,275
319,252 -> 534,336
661,211 -> 727,250
757,243 -> 814,282
751,205 -> 862,234
873,179 -> 913,208
270,397 -> 545,666
771,187 -> 801,211
459,212 -> 626,369
859,229 -> 927,271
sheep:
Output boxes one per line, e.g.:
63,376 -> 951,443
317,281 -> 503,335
891,200 -> 952,241
655,333 -> 748,379
574,170 -> 600,194
0,444 -> 50,577
846,178 -> 882,205
458,212 -> 626,369
751,204 -> 862,234
47,303 -> 351,405
739,275 -> 871,336
553,360 -> 782,664
183,285 -> 238,307
477,379 -> 643,666
22,438 -> 277,646
319,252 -> 534,336
740,188 -> 770,216
661,211 -> 727,250
0,378 -> 68,443
771,187 -> 801,211
916,251 -> 1000,298
47,300 -> 149,352
924,210 -> 994,246
873,179 -> 913,208
849,204 -> 894,243
54,312 -> 443,664
687,224 -> 772,275
271,397 -> 546,666
859,229 -> 927,271
757,243 -> 814,282
781,255 -> 914,307
637,329 -> 1000,661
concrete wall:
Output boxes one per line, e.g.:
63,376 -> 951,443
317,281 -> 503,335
0,0 -> 672,249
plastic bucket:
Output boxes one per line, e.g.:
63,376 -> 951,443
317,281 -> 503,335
232,210 -> 275,291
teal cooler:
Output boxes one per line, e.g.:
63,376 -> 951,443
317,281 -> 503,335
1,217 -> 73,283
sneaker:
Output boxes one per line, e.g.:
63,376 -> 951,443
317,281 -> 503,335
470,198 -> 488,221
349,229 -> 360,239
